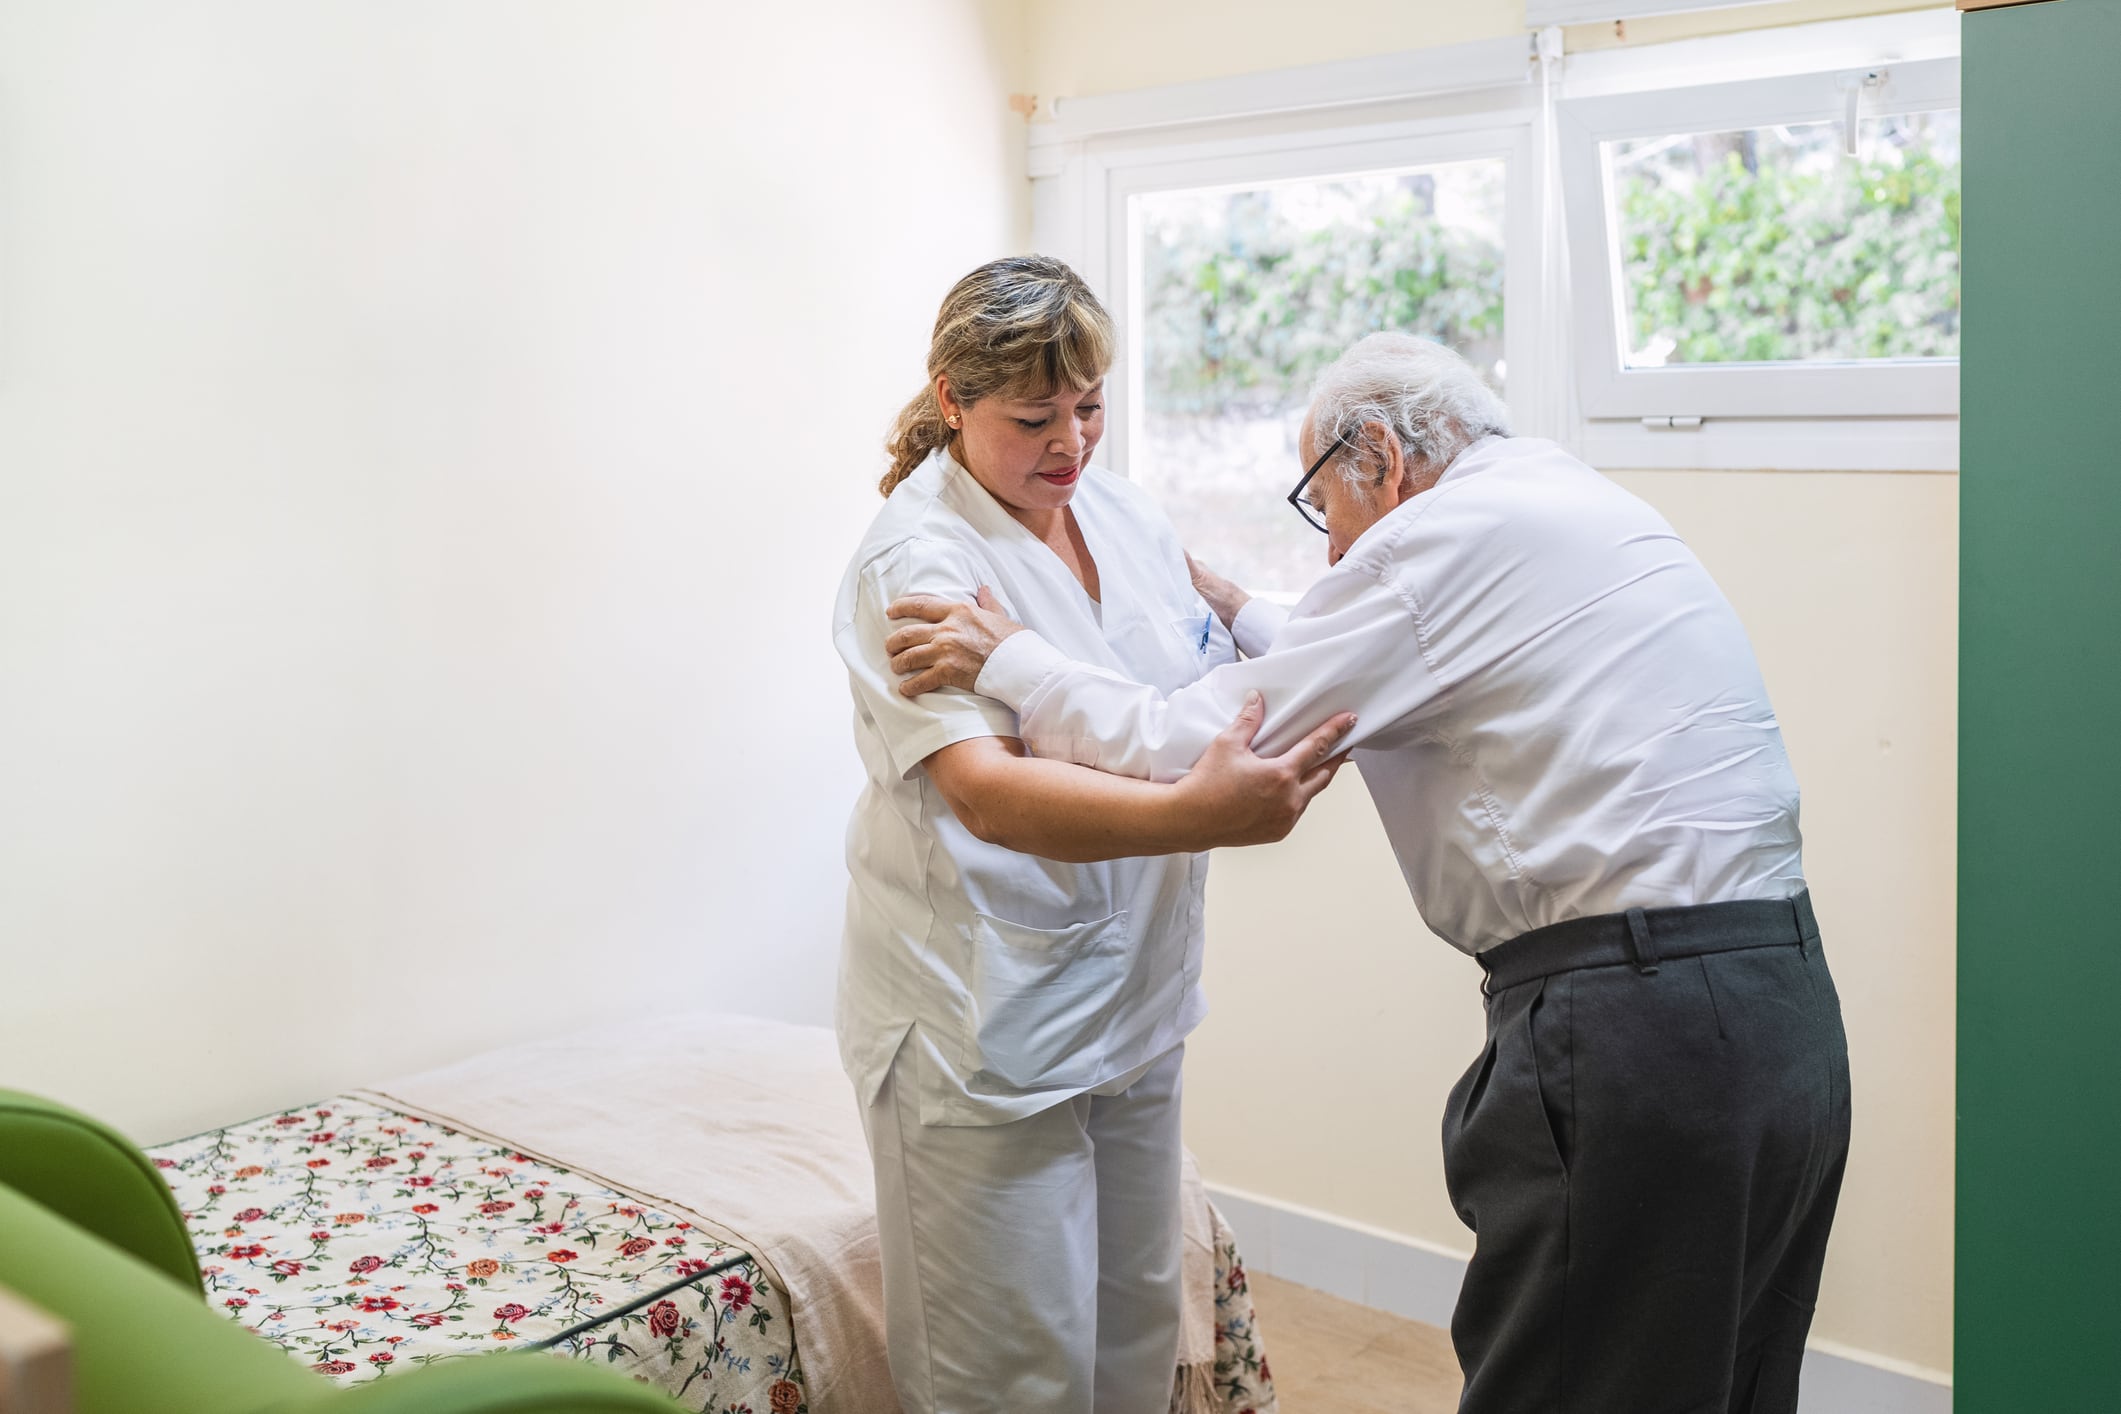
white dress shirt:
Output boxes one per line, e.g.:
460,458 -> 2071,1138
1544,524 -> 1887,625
975,435 -> 1808,954
833,449 -> 1237,1124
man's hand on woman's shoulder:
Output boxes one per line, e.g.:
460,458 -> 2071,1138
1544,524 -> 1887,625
885,587 -> 1023,697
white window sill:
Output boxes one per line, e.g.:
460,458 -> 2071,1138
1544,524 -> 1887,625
1572,416 -> 1958,473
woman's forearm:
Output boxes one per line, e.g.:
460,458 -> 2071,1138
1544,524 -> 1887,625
951,754 -> 1214,863
921,706 -> 1350,864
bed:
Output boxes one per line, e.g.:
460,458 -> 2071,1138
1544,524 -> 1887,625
147,1013 -> 1277,1414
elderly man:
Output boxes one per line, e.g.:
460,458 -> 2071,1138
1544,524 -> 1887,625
882,332 -> 1851,1414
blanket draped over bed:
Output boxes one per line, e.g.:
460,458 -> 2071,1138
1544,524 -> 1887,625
357,1011 -> 1224,1414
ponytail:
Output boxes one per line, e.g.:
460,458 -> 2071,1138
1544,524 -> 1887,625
881,383 -> 951,497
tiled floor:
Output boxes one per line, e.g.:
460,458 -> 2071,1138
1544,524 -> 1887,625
1250,1273 -> 1462,1413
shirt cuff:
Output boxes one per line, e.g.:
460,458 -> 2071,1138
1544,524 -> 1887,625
974,629 -> 1072,712
1231,598 -> 1291,659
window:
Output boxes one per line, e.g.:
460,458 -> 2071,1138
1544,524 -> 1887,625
1130,160 -> 1509,593
1560,58 -> 1961,419
1028,10 -> 1961,485
1609,110 -> 1960,369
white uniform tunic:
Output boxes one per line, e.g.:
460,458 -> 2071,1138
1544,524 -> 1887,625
833,448 -> 1236,1124
975,435 -> 1808,951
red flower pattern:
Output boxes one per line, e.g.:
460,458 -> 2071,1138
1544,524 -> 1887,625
142,1095 -> 989,1412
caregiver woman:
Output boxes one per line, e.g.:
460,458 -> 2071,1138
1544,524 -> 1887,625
834,255 -> 1352,1414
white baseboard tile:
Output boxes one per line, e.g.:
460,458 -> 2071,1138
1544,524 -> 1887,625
1797,1342 -> 1953,1414
1205,1183 -> 1952,1414
1206,1183 -> 1470,1328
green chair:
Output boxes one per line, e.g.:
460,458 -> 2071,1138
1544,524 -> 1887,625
0,1089 -> 681,1413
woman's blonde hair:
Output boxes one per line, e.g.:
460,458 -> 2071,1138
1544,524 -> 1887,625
880,255 -> 1115,496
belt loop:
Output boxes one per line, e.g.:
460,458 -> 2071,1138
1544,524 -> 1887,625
1793,891 -> 1819,956
1624,907 -> 1660,976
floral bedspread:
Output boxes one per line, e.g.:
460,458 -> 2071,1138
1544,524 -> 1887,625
152,1096 -> 805,1413
1208,1222 -> 1276,1414
150,1096 -> 1277,1414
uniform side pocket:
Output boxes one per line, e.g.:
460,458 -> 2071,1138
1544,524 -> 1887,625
965,910 -> 1131,1091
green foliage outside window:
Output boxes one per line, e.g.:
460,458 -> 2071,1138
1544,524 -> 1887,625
1140,174 -> 1506,417
1136,117 -> 1960,403
1613,118 -> 1961,365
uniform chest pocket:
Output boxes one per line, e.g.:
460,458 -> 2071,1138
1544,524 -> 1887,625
965,909 -> 1131,1091
1168,612 -> 1238,673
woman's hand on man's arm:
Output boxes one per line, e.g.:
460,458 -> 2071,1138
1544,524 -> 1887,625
921,692 -> 1355,862
1171,691 -> 1354,845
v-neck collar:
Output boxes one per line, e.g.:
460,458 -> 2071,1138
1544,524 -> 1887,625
939,449 -> 1105,608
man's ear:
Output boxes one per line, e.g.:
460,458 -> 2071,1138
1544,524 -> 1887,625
1366,421 -> 1416,508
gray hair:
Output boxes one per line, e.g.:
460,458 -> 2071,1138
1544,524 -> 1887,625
1308,332 -> 1510,487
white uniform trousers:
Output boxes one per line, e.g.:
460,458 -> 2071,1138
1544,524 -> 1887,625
862,1040 -> 1187,1414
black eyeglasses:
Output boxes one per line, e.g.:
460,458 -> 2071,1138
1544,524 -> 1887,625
1286,432 -> 1352,534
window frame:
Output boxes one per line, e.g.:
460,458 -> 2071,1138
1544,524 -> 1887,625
1100,122 -> 1539,483
1026,10 -> 1963,478
1559,56 -> 1963,421
1029,50 -> 1548,476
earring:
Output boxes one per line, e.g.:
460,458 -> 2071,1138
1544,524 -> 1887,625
946,415 -> 961,428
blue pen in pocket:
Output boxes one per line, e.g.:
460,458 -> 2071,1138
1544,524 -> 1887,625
1197,614 -> 1213,655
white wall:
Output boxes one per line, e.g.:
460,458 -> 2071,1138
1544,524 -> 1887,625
1017,0 -> 1942,101
1022,0 -> 1959,1379
0,0 -> 1029,1143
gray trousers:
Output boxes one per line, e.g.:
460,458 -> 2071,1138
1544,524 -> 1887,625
1444,894 -> 1852,1414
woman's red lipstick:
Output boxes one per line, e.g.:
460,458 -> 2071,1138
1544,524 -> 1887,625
1037,462 -> 1083,487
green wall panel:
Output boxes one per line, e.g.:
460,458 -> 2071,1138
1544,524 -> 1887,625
1959,3 -> 2121,1410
